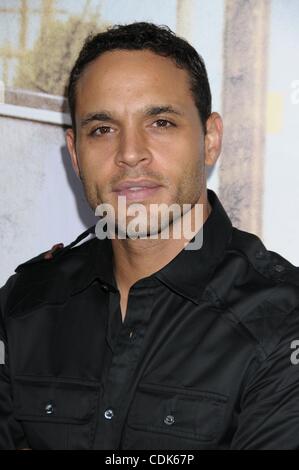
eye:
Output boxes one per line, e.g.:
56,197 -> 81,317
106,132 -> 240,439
153,119 -> 174,128
90,126 -> 114,136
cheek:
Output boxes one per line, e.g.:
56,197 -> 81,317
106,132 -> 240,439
77,145 -> 107,180
157,140 -> 202,181
77,142 -> 98,168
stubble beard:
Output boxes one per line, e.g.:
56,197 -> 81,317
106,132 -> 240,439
80,169 -> 203,240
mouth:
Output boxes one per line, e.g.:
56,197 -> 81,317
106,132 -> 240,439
112,179 -> 163,201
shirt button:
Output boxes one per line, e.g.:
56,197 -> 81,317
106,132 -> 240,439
255,250 -> 266,260
101,284 -> 109,292
274,264 -> 285,273
104,408 -> 114,420
129,330 -> 134,339
164,415 -> 175,426
45,403 -> 54,415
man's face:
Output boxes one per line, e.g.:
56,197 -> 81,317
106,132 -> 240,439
66,49 -> 221,236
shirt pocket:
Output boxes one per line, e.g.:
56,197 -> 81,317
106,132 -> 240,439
13,376 -> 100,450
123,383 -> 228,450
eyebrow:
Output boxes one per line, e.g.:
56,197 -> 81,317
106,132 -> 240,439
79,105 -> 184,128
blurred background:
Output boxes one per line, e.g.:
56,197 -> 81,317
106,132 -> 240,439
0,0 -> 298,285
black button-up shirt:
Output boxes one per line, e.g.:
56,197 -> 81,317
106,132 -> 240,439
1,190 -> 299,450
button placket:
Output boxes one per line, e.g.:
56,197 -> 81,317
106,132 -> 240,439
95,284 -> 157,449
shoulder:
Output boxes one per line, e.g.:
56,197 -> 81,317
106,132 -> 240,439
211,227 -> 299,358
0,226 -> 97,319
14,224 -> 96,274
229,227 -> 299,287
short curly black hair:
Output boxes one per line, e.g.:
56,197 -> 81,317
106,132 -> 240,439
68,21 -> 212,134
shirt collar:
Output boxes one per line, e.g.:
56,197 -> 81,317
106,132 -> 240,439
70,189 -> 233,303
154,189 -> 233,303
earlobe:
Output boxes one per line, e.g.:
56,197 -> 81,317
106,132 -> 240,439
204,112 -> 223,167
65,128 -> 81,179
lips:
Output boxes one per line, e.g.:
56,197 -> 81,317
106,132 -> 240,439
113,179 -> 161,192
112,179 -> 162,201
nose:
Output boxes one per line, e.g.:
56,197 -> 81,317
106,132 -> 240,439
115,126 -> 152,168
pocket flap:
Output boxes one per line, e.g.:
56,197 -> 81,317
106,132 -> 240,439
128,383 -> 228,442
13,376 -> 99,424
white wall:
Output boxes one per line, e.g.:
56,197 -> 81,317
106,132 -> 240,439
0,111 -> 96,284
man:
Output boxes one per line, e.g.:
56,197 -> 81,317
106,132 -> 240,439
1,22 -> 299,450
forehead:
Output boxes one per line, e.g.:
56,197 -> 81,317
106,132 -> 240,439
75,49 -> 195,115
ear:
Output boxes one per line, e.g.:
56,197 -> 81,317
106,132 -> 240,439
65,128 -> 81,179
204,112 -> 223,167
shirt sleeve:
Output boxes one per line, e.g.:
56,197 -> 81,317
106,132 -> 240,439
0,281 -> 30,450
231,306 -> 299,450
